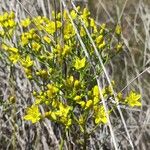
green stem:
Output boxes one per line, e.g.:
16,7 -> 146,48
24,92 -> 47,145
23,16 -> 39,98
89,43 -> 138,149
59,137 -> 64,150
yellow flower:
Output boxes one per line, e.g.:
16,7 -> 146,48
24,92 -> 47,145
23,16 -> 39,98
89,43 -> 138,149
64,23 -> 75,39
85,100 -> 93,109
94,106 -> 107,124
2,43 -> 9,51
21,55 -> 34,68
77,101 -> 85,108
116,43 -> 123,51
56,21 -> 62,28
56,103 -> 72,119
34,99 -> 42,105
65,118 -> 72,129
3,12 -> 9,21
100,23 -> 106,34
9,47 -> 18,53
51,112 -> 57,120
24,68 -> 32,79
81,8 -> 90,20
47,84 -> 59,98
117,92 -> 124,102
93,85 -> 99,97
74,80 -> 80,88
62,45 -> 71,56
43,36 -> 51,44
125,91 -> 141,107
93,97 -> 99,105
0,30 -> 4,37
45,21 -> 56,34
31,41 -> 41,52
90,18 -> 95,27
3,21 -> 9,28
52,100 -> 59,108
80,27 -> 86,37
74,95 -> 81,101
70,10 -> 77,19
2,44 -> 18,53
66,76 -> 74,87
98,41 -> 105,49
9,11 -> 15,19
115,24 -> 121,35
24,105 -> 41,123
96,35 -> 103,44
32,33 -> 40,41
74,57 -> 86,70
36,69 -> 48,78
8,19 -> 16,28
21,18 -> 31,28
63,10 -> 68,20
79,115 -> 84,125
9,53 -> 20,64
20,33 -> 29,46
8,96 -> 16,103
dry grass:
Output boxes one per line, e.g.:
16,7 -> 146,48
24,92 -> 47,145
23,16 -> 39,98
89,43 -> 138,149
0,0 -> 150,149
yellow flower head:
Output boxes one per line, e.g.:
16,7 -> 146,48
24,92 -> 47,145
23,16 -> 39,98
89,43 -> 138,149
31,41 -> 41,52
74,57 -> 86,70
8,19 -> 16,28
70,10 -> 77,20
77,101 -> 85,108
24,105 -> 41,123
21,55 -> 34,68
47,84 -> 59,98
66,75 -> 74,86
116,43 -> 123,51
96,35 -> 103,44
45,21 -> 56,34
82,8 -> 90,19
98,40 -> 106,49
74,95 -> 81,101
80,27 -> 86,37
64,23 -> 75,39
21,18 -> 31,28
74,80 -> 80,88
93,85 -> 99,97
85,100 -> 93,109
9,53 -> 20,64
125,91 -> 141,107
63,45 -> 71,56
115,24 -> 121,35
94,106 -> 107,124
9,11 -> 15,19
90,18 -> 96,28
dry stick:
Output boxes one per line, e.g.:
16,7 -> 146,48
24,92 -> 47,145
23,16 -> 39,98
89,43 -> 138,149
124,57 -> 130,92
61,0 -> 118,149
133,0 -> 142,43
139,2 -> 150,67
47,0 -> 52,19
119,66 -> 150,93
118,0 -> 128,22
97,0 -> 115,23
38,0 -> 47,17
71,1 -> 135,149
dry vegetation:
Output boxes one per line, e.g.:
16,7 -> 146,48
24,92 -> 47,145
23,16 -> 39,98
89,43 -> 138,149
0,0 -> 150,150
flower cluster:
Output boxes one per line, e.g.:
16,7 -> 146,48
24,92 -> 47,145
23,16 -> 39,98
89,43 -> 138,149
0,7 -> 141,147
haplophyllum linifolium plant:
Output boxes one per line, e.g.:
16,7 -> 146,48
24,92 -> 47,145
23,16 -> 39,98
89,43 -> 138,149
0,7 -> 142,149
